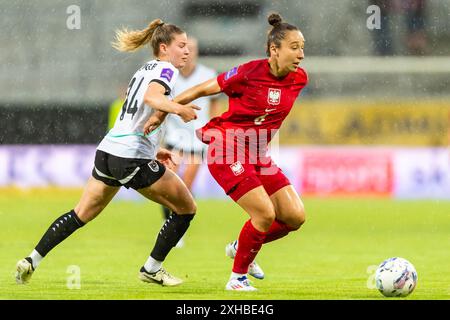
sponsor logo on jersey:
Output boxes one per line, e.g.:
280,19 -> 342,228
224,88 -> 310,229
230,161 -> 244,176
267,88 -> 281,105
148,160 -> 160,172
254,114 -> 268,125
224,66 -> 238,80
160,68 -> 174,82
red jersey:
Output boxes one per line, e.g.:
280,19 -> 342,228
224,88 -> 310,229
197,58 -> 308,146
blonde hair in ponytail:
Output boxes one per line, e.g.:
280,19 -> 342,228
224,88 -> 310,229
112,19 -> 185,55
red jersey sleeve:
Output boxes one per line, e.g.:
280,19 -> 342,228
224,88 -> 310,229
217,63 -> 249,96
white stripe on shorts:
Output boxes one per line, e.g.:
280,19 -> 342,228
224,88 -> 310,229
94,166 -> 141,185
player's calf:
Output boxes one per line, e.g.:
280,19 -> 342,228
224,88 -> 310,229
150,212 -> 195,261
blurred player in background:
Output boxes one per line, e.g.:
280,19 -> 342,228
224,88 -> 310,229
15,19 -> 200,287
145,13 -> 308,291
161,37 -> 220,248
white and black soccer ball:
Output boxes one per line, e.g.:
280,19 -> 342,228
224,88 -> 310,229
375,257 -> 418,297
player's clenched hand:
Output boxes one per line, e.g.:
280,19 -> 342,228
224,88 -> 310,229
177,103 -> 201,123
156,148 -> 177,170
143,111 -> 167,135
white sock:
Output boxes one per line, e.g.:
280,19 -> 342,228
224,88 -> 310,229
144,256 -> 162,273
231,272 -> 246,280
29,249 -> 43,269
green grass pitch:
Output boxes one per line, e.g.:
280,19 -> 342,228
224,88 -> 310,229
1,189 -> 449,300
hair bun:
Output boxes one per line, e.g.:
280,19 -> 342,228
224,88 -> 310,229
268,13 -> 283,27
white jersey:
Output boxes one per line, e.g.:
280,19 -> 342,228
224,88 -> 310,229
164,63 -> 217,152
98,60 -> 179,159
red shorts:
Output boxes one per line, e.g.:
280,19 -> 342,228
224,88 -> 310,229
207,153 -> 291,202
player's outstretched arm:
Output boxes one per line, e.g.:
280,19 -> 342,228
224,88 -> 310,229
143,110 -> 168,135
143,79 -> 219,135
174,78 -> 221,105
144,82 -> 200,122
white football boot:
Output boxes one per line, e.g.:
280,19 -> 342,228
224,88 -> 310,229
15,258 -> 34,284
139,267 -> 183,286
225,275 -> 257,291
225,240 -> 265,280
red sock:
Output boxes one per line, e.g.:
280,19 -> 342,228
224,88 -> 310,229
232,220 -> 267,274
264,220 -> 295,244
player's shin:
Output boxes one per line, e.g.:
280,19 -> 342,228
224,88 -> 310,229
146,212 -> 195,272
31,210 -> 85,268
232,220 -> 267,277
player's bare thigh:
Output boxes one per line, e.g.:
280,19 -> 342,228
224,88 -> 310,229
236,186 -> 276,232
137,168 -> 197,214
270,185 -> 306,230
74,177 -> 120,223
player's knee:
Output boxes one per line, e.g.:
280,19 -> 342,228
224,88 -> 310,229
292,207 -> 306,229
174,198 -> 197,214
254,207 -> 276,230
295,213 -> 306,229
189,201 -> 197,214
73,206 -> 99,224
284,205 -> 306,230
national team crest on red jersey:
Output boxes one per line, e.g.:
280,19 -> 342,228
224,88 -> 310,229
267,88 -> 281,105
230,161 -> 244,176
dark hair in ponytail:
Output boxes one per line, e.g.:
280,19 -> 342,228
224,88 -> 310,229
266,13 -> 299,56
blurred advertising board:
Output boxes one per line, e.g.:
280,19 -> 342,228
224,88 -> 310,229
0,145 -> 95,188
0,145 -> 449,199
393,148 -> 450,199
298,148 -> 393,197
280,100 -> 449,146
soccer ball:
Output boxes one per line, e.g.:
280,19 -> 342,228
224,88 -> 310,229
375,257 -> 418,297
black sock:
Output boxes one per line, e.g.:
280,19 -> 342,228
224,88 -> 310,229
35,210 -> 85,257
150,212 -> 195,261
161,206 -> 171,220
